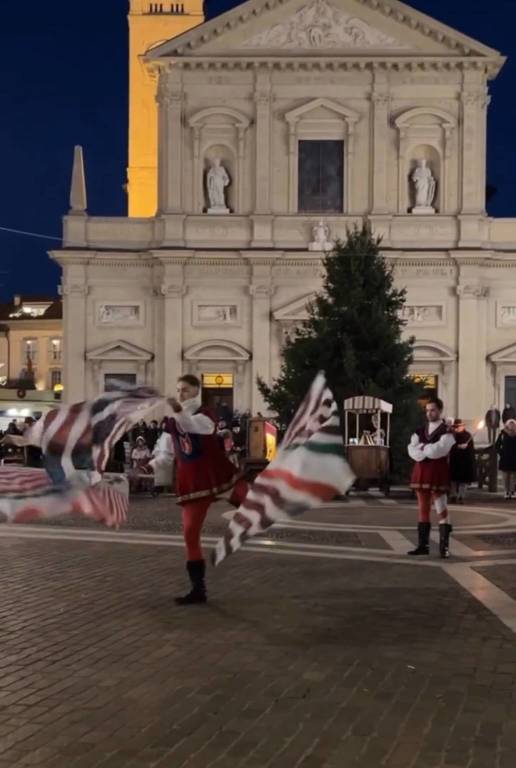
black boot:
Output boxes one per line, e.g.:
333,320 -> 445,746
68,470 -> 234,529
175,560 -> 207,605
407,522 -> 431,556
439,523 -> 453,559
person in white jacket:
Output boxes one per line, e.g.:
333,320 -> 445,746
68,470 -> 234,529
150,430 -> 175,496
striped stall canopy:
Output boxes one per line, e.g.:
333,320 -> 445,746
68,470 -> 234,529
343,396 -> 393,414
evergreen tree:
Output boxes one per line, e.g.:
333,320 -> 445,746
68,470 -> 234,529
259,224 -> 424,480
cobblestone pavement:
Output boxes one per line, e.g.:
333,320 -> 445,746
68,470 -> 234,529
3,497 -> 516,767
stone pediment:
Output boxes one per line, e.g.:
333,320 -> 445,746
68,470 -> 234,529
86,340 -> 154,362
184,340 -> 251,361
412,340 -> 456,362
147,0 -> 503,63
488,344 -> 516,364
273,293 -> 316,322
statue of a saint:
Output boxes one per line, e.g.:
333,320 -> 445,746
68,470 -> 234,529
206,158 -> 230,213
411,159 -> 436,213
308,219 -> 334,251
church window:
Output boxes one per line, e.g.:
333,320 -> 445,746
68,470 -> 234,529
298,140 -> 344,213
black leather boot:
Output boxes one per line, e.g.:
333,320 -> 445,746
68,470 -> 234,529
407,522 -> 431,556
175,560 -> 207,605
439,523 -> 453,559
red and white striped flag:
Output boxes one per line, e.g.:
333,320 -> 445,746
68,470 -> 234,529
212,373 -> 355,565
0,382 -> 161,527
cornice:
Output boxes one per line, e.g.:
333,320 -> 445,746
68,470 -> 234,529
162,57 -> 499,77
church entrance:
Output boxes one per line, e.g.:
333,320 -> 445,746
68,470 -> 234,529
201,373 -> 234,423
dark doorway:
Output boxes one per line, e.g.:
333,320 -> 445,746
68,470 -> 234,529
505,376 -> 516,411
202,387 -> 234,421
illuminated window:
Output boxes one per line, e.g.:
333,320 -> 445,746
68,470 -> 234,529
411,373 -> 438,404
22,338 -> 38,364
202,373 -> 234,389
50,338 -> 62,362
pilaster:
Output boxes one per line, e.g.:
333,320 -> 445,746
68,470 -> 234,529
60,265 -> 88,404
460,71 -> 488,215
157,263 -> 187,393
249,264 -> 274,413
456,279 -> 489,421
371,71 -> 389,215
157,70 -> 184,214
254,70 -> 272,215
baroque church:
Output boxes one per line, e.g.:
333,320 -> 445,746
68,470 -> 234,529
52,0 -> 516,424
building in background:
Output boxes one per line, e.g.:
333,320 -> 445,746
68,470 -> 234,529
52,0 -> 516,425
0,295 -> 62,428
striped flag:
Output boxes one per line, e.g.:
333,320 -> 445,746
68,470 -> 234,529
212,373 -> 355,566
27,382 -> 163,482
0,467 -> 129,528
0,382 -> 161,527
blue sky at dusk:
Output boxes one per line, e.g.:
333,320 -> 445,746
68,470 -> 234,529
0,0 -> 515,299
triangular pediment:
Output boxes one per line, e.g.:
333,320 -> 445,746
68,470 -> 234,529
488,343 -> 516,364
273,293 -> 316,322
86,340 -> 153,362
147,0 -> 503,62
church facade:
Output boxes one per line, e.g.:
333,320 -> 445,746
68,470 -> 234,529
53,0 -> 516,424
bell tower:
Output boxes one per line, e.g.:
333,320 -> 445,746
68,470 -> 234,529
128,1 -> 204,217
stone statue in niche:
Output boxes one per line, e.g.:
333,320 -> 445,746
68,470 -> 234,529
308,219 -> 334,251
411,159 -> 436,214
206,157 -> 230,214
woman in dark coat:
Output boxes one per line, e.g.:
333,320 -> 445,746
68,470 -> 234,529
449,419 -> 476,503
495,419 -> 516,499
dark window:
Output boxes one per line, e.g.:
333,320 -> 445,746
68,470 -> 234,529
505,377 -> 516,411
298,140 -> 344,213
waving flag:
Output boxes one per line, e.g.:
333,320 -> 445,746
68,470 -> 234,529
0,382 -> 163,527
212,373 -> 355,565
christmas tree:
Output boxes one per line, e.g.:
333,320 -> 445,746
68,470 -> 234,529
259,224 -> 423,480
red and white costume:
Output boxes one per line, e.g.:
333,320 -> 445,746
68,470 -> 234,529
408,421 -> 455,523
166,395 -> 242,561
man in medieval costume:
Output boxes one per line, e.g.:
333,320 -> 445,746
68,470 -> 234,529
407,397 -> 455,558
166,374 -> 246,605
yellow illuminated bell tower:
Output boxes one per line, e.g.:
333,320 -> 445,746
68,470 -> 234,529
128,1 -> 204,217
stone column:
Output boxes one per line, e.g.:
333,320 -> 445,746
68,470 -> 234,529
371,73 -> 390,214
249,265 -> 274,413
456,283 -> 489,421
156,71 -> 183,214
60,266 -> 88,403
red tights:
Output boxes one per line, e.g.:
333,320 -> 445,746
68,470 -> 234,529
416,490 -> 449,524
181,480 -> 250,561
182,498 -> 212,561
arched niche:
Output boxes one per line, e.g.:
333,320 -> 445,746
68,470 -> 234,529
408,145 -> 441,213
394,107 -> 456,215
188,107 -> 251,214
